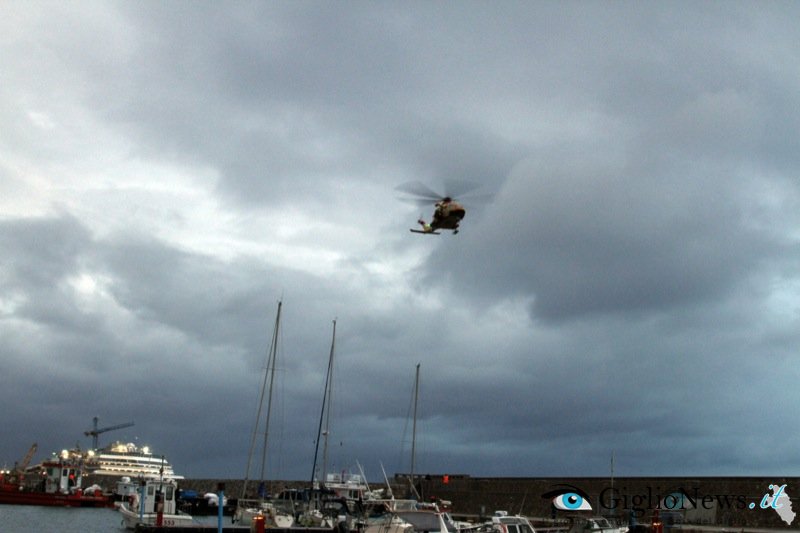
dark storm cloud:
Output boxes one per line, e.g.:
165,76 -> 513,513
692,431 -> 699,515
0,214 -> 97,335
3,1 -> 800,481
432,152 -> 786,322
417,1 -> 800,323
60,2 -> 522,207
0,214 -> 90,294
0,213 -> 359,475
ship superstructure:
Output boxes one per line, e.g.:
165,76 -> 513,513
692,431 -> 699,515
86,441 -> 183,480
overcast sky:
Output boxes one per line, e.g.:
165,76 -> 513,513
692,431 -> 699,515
2,1 -> 800,482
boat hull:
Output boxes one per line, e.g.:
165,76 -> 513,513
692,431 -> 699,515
233,502 -> 294,527
119,502 -> 194,529
0,484 -> 113,507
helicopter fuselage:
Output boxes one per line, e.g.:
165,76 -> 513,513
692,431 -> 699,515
430,200 -> 465,231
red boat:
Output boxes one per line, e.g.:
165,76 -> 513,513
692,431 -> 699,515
0,451 -> 113,508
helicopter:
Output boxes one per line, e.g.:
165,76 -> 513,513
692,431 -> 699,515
396,180 -> 490,235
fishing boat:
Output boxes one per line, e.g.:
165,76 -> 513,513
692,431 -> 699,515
0,448 -> 112,507
118,477 -> 194,529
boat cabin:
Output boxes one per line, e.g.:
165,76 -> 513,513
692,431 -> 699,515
491,511 -> 536,533
119,478 -> 193,530
40,460 -> 82,494
131,478 -> 178,515
324,472 -> 370,500
566,517 -> 622,533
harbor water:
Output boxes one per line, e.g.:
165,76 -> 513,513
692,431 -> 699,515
0,505 -> 226,532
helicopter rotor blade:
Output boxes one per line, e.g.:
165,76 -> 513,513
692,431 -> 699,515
397,196 -> 438,207
443,178 -> 483,200
396,179 -> 495,209
458,191 -> 496,205
394,181 -> 444,201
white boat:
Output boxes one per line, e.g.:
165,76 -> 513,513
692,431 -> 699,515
566,516 -> 627,533
361,498 -> 476,533
118,477 -> 194,529
393,505 -> 459,533
234,499 -> 295,528
296,474 -> 371,528
487,511 -> 537,533
324,472 -> 371,500
86,441 -> 183,479
359,367 -> 472,533
360,499 -> 419,533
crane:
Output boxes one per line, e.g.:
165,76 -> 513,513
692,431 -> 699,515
15,443 -> 37,473
84,417 -> 134,450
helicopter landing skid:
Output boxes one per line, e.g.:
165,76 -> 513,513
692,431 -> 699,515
410,229 -> 441,235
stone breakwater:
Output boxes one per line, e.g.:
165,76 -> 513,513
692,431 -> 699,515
177,476 -> 800,529
177,479 -> 314,499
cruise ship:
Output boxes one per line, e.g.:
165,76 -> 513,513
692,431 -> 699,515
85,441 -> 183,479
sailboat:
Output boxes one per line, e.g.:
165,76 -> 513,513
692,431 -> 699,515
362,364 -> 471,533
358,364 -> 425,533
311,319 -> 337,491
233,301 -> 294,527
409,362 -> 421,499
297,320 -> 370,528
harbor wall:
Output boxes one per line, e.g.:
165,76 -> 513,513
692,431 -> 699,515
176,476 -> 800,529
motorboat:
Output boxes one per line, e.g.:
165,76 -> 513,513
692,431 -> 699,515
118,477 -> 193,529
566,516 -> 627,533
487,511 -> 537,533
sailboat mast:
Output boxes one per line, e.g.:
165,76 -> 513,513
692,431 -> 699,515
259,301 -> 282,484
410,362 -> 420,495
322,319 -> 336,482
610,450 -> 615,493
311,319 -> 336,486
241,300 -> 282,500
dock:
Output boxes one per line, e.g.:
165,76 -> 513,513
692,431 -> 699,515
134,528 -> 247,533
135,524 -> 333,533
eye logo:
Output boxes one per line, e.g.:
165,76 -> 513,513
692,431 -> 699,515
542,485 -> 593,511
